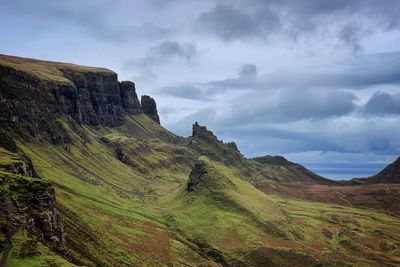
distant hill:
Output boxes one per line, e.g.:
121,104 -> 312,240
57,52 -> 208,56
351,157 -> 400,184
251,155 -> 334,184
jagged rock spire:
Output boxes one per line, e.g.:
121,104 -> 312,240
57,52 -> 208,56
141,95 -> 160,124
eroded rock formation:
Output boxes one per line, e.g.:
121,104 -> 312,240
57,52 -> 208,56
0,54 -> 160,143
141,95 -> 160,124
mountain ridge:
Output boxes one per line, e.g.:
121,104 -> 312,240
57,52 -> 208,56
0,54 -> 160,145
1,54 -> 400,267
350,157 -> 400,184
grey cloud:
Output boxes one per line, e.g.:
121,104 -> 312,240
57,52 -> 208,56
149,41 -> 197,63
338,23 -> 365,53
277,89 -> 357,120
125,41 -> 197,68
198,3 -> 280,41
168,87 -> 358,134
238,64 -> 258,77
223,88 -> 357,124
167,108 -> 217,136
227,119 -> 400,156
197,0 -> 400,47
160,85 -> 211,100
170,106 -> 400,157
211,51 -> 400,90
159,84 -> 228,100
1,0 -> 172,42
275,0 -> 400,29
363,92 -> 400,115
124,41 -> 197,81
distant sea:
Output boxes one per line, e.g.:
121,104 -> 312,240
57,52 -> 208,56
303,163 -> 387,180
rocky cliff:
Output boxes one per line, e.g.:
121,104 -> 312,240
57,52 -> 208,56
141,95 -> 160,124
189,122 -> 243,165
0,149 -> 66,266
0,54 -> 160,143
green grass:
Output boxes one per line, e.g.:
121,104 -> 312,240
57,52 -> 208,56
1,113 -> 399,266
5,230 -> 76,267
0,54 -> 113,84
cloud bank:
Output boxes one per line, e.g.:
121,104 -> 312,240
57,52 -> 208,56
2,0 -> 400,177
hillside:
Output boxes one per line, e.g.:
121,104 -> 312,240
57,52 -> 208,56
251,155 -> 333,184
351,157 -> 400,184
1,54 -> 400,266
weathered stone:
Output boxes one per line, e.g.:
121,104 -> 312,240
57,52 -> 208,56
192,122 -> 219,142
0,175 -> 66,266
0,55 -> 160,143
119,81 -> 142,114
4,156 -> 39,178
141,95 -> 160,124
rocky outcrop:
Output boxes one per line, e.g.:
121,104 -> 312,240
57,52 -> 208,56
187,158 -> 209,192
192,122 -> 218,141
141,95 -> 160,124
0,54 -> 160,143
190,122 -> 244,165
0,168 -> 66,266
4,156 -> 38,178
187,156 -> 235,193
119,81 -> 142,114
0,149 -> 39,178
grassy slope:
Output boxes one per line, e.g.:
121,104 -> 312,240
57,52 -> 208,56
14,115 -> 212,266
0,149 -> 75,267
159,157 -> 400,266
1,114 -> 399,266
0,54 -> 113,84
5,230 -> 75,267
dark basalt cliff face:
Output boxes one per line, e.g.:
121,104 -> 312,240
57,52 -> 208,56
190,122 -> 243,165
0,54 -> 160,143
141,95 -> 160,124
0,154 -> 66,266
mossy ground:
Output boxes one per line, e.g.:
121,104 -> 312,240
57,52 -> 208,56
1,114 -> 400,266
5,230 -> 75,267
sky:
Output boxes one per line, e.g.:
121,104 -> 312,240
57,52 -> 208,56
1,0 -> 400,179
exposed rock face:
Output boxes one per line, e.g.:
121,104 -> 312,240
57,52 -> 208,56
0,54 -> 160,143
119,81 -> 142,114
0,172 -> 66,266
226,142 -> 239,152
187,158 -> 209,192
4,156 -> 39,178
141,95 -> 160,124
0,149 -> 66,265
192,122 -> 217,141
0,149 -> 39,178
190,122 -> 245,165
187,156 -> 235,193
